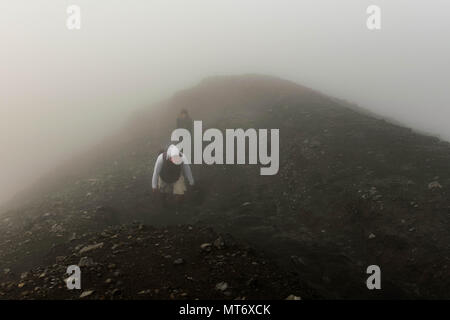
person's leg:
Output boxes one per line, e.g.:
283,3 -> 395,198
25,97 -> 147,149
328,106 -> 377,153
173,176 -> 187,213
160,191 -> 169,208
158,178 -> 170,209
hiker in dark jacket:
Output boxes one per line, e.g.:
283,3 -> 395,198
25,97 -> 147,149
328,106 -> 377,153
176,109 -> 193,133
152,145 -> 194,206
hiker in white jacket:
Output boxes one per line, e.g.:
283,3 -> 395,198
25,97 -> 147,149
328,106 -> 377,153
152,145 -> 194,206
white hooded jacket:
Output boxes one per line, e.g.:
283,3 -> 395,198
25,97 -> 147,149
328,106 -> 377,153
151,145 -> 194,189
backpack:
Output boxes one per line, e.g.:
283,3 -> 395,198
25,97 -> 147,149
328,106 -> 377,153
159,151 -> 184,184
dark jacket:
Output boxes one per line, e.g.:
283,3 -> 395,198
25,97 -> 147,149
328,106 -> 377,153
159,152 -> 182,183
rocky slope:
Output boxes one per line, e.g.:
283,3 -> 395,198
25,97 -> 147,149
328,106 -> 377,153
1,74 -> 449,299
1,223 -> 312,300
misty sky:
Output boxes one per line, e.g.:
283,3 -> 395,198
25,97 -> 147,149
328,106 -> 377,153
1,0 -> 449,205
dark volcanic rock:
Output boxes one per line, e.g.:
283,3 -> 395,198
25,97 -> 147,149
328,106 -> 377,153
1,224 -> 314,300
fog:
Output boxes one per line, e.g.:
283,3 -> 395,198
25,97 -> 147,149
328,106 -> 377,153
1,0 -> 449,205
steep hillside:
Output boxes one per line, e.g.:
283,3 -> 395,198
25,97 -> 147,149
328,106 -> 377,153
1,74 -> 449,299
